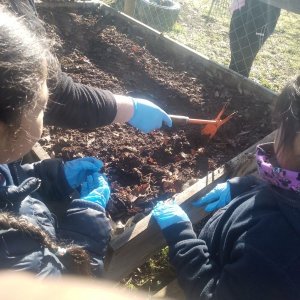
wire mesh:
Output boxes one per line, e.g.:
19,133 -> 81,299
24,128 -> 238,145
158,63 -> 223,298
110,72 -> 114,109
44,0 -> 300,92
136,0 -> 181,31
229,0 -> 282,78
110,0 -> 299,92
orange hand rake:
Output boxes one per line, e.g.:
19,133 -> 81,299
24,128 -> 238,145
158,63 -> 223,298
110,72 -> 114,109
168,100 -> 236,140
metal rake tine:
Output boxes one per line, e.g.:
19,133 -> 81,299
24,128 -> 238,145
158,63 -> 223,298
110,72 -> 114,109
215,100 -> 231,120
217,111 -> 237,128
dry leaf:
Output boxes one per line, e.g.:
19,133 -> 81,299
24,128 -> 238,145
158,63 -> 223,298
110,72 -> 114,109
227,138 -> 236,148
162,180 -> 175,192
179,152 -> 187,159
237,131 -> 250,137
147,157 -> 157,164
87,137 -> 95,147
174,155 -> 181,162
111,181 -> 121,191
131,183 -> 149,197
127,207 -> 142,214
198,147 -> 205,154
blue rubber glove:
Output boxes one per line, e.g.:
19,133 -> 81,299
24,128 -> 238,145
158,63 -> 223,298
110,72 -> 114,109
152,200 -> 190,230
80,172 -> 101,198
81,174 -> 110,208
128,98 -> 172,133
192,182 -> 231,212
64,157 -> 103,188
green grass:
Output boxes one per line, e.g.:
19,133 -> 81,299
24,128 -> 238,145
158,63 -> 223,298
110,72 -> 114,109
103,0 -> 300,92
166,0 -> 300,92
119,246 -> 176,294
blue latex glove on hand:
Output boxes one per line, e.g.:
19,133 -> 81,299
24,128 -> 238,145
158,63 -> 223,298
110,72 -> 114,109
64,157 -> 103,188
192,182 -> 231,212
81,173 -> 110,208
128,98 -> 172,133
80,172 -> 101,198
152,200 -> 190,230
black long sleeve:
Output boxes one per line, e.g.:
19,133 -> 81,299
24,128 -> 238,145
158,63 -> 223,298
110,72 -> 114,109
6,0 -> 118,129
44,71 -> 117,129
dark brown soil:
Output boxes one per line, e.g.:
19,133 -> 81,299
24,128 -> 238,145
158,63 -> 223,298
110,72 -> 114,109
38,7 -> 274,224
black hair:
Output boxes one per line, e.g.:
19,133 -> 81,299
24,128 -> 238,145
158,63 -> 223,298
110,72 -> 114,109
0,4 -> 58,139
273,74 -> 300,158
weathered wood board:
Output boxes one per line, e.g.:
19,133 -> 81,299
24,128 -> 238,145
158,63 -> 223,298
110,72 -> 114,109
153,278 -> 185,299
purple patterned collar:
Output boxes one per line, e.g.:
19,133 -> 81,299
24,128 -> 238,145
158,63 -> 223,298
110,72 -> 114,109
256,143 -> 300,194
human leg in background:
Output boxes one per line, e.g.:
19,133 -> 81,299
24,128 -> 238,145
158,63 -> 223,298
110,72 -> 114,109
229,0 -> 281,77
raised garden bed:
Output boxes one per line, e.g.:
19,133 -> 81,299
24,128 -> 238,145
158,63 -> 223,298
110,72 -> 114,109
35,2 -> 277,294
38,5 -> 274,221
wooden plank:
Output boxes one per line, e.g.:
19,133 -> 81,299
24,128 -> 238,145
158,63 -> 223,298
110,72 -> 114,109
31,143 -> 51,160
153,279 -> 185,299
124,0 -> 136,17
103,131 -> 276,282
22,142 -> 50,164
35,0 -> 101,9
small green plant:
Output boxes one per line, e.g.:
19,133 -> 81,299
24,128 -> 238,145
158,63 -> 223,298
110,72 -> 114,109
165,147 -> 173,154
172,22 -> 185,33
120,246 -> 176,294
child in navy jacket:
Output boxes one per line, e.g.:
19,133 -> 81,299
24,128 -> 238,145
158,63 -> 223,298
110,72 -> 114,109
0,5 -> 112,277
152,74 -> 300,299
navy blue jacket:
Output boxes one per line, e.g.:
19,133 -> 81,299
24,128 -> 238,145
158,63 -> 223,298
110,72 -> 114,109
162,175 -> 300,299
0,160 -> 111,278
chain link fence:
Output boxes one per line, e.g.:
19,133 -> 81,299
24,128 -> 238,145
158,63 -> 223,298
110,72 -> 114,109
105,0 -> 181,31
100,0 -> 300,92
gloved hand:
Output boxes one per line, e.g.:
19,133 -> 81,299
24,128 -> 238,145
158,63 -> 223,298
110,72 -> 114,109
192,182 -> 231,212
152,200 -> 190,230
128,98 -> 172,133
0,177 -> 41,204
81,174 -> 110,208
80,172 -> 101,198
64,157 -> 103,188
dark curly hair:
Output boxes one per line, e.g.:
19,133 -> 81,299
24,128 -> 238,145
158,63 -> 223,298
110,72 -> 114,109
0,211 -> 93,276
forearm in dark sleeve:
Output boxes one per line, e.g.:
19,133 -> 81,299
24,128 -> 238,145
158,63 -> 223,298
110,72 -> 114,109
162,220 -> 290,300
162,221 -> 223,299
44,72 -> 117,129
